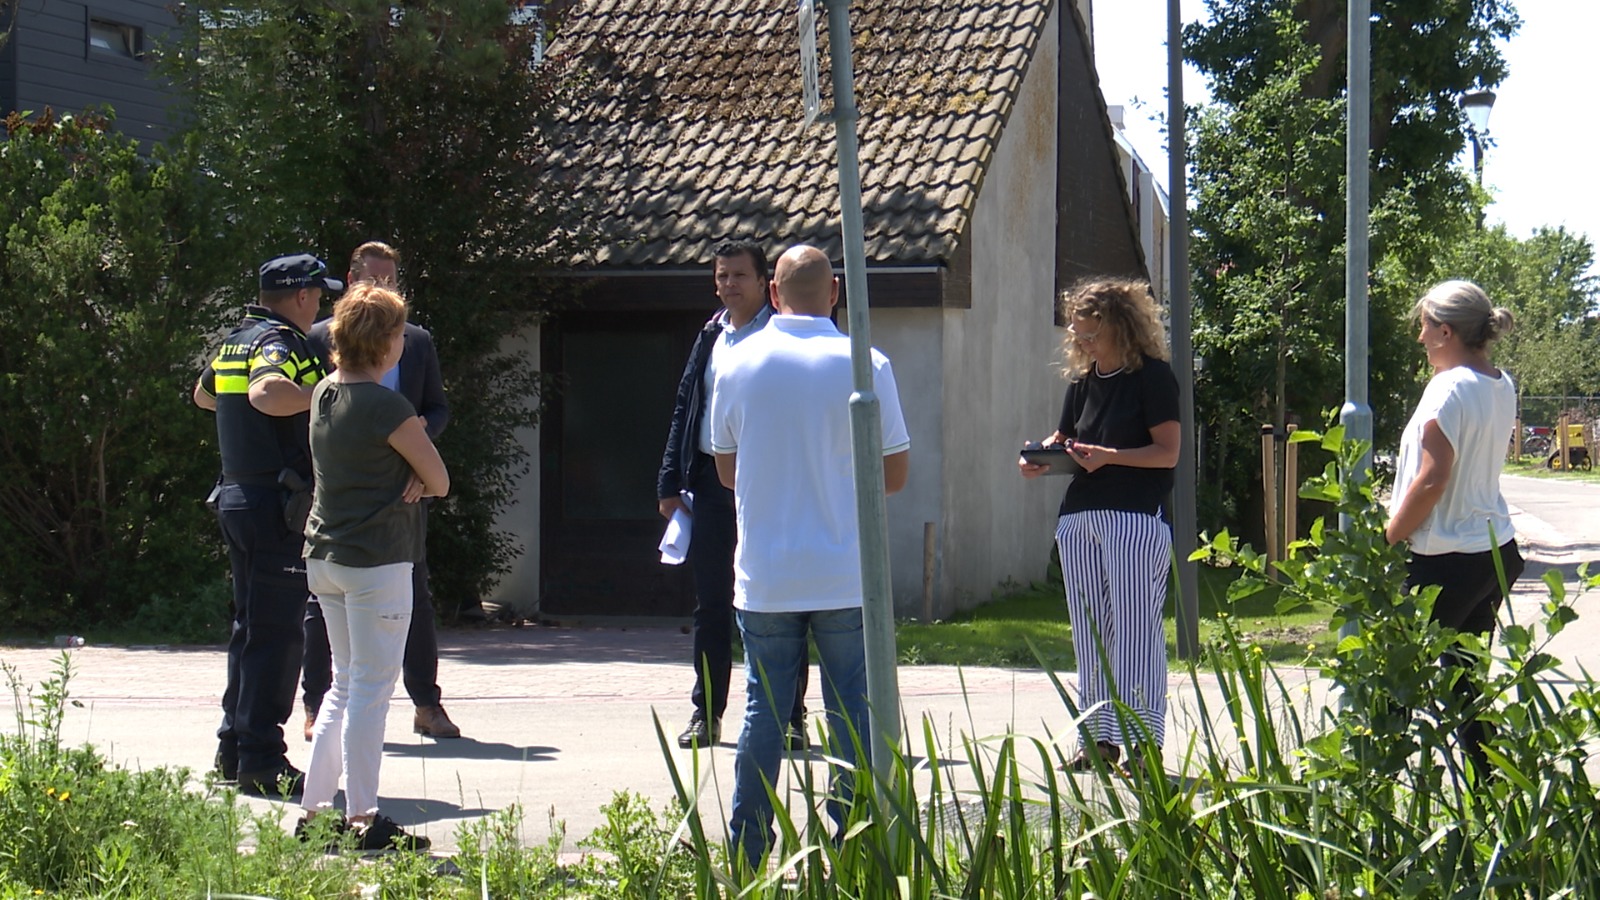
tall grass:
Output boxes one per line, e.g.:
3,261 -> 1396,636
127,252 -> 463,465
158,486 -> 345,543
633,429 -> 1600,898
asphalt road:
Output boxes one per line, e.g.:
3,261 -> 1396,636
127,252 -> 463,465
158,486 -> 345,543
1502,473 -> 1600,570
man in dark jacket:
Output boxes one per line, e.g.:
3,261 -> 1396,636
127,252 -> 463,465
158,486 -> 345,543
657,239 -> 808,749
301,241 -> 461,741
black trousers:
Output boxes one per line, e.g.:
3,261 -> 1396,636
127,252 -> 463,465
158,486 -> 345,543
302,505 -> 439,710
215,483 -> 308,775
1406,539 -> 1525,769
687,458 -> 808,724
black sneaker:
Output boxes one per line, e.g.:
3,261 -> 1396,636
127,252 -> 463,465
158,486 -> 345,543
355,814 -> 431,852
676,715 -> 720,749
293,813 -> 350,853
238,763 -> 305,798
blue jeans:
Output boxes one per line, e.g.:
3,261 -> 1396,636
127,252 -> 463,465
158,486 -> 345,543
729,607 -> 869,868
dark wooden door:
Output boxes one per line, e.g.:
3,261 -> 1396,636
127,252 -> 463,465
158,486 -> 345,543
540,309 -> 702,616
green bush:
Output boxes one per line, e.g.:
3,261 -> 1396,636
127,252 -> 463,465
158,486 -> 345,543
0,111 -> 234,632
0,657 -> 227,895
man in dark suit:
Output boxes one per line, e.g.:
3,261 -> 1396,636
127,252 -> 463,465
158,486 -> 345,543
657,239 -> 809,750
302,241 -> 461,739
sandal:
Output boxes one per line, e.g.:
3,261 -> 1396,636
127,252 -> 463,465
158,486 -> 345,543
1062,740 -> 1121,772
1120,744 -> 1163,780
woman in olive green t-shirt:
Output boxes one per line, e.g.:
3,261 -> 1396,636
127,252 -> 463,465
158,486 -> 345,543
297,284 -> 448,853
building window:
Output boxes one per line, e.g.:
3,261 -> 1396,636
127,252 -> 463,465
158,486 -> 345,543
89,20 -> 144,60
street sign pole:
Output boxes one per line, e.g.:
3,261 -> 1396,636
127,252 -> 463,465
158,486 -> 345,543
818,0 -> 903,802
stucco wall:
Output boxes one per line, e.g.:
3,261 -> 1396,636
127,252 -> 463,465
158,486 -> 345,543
485,326 -> 541,615
844,307 -> 945,617
936,4 -> 1066,615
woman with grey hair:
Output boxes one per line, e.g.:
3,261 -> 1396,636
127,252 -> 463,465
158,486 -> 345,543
1385,278 -> 1522,775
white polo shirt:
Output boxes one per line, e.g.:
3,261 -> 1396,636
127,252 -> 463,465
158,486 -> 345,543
1392,364 -> 1517,555
708,314 -> 911,613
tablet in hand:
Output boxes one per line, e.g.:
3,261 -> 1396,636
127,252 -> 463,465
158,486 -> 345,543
1020,441 -> 1085,475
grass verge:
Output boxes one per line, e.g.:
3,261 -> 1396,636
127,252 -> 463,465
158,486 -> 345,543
1503,456 -> 1600,484
897,562 -> 1334,670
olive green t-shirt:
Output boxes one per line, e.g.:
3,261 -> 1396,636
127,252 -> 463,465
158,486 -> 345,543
304,379 -> 420,568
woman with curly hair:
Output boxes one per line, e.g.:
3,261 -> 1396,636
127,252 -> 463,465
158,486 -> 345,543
1020,278 -> 1179,777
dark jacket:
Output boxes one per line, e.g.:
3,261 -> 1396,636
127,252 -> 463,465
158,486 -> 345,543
309,319 -> 450,440
656,310 -> 726,499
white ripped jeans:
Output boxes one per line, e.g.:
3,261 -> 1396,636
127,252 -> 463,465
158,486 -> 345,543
303,558 -> 413,818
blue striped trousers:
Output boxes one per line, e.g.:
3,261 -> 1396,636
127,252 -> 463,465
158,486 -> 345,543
1055,509 -> 1170,748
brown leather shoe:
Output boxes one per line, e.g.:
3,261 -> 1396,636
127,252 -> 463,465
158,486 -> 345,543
303,707 -> 316,743
413,705 -> 461,739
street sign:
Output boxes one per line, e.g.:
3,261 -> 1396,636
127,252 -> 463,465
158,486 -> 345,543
799,0 -> 821,127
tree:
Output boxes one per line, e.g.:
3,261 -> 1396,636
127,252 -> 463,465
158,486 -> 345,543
160,1 -> 595,611
1184,0 -> 1520,535
0,110 -> 236,629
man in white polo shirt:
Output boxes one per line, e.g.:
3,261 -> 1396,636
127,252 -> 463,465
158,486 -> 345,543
709,243 -> 911,869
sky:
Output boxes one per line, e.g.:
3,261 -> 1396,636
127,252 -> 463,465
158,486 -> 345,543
1091,0 -> 1598,248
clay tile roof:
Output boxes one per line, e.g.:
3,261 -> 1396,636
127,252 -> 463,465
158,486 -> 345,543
549,0 -> 1053,269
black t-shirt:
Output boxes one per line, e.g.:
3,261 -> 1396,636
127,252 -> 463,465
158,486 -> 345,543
1056,355 -> 1180,517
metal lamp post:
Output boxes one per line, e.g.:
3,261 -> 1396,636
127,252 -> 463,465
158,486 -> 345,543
1168,0 -> 1199,660
1462,89 -> 1496,186
1463,89 -> 1496,229
1338,0 -> 1372,650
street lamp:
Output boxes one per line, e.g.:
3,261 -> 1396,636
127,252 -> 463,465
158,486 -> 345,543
1462,89 -> 1496,186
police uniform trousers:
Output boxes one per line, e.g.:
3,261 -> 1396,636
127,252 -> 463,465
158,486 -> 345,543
215,482 -> 309,776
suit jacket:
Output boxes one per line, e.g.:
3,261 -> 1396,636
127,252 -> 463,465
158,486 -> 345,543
309,319 -> 450,441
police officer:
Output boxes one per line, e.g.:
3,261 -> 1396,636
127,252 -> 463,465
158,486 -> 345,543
194,253 -> 341,797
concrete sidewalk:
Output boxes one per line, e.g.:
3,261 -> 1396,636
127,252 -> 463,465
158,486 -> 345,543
0,622 -> 1337,855
0,499 -> 1593,856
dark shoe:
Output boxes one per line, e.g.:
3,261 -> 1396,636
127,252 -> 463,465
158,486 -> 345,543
239,763 -> 305,798
677,715 -> 720,749
213,745 -> 238,783
354,814 -> 431,853
1061,741 -> 1121,773
303,707 -> 317,743
294,812 -> 350,852
786,723 -> 809,752
413,705 -> 461,739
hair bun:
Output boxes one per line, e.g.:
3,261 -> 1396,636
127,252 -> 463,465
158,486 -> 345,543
1489,306 -> 1515,339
